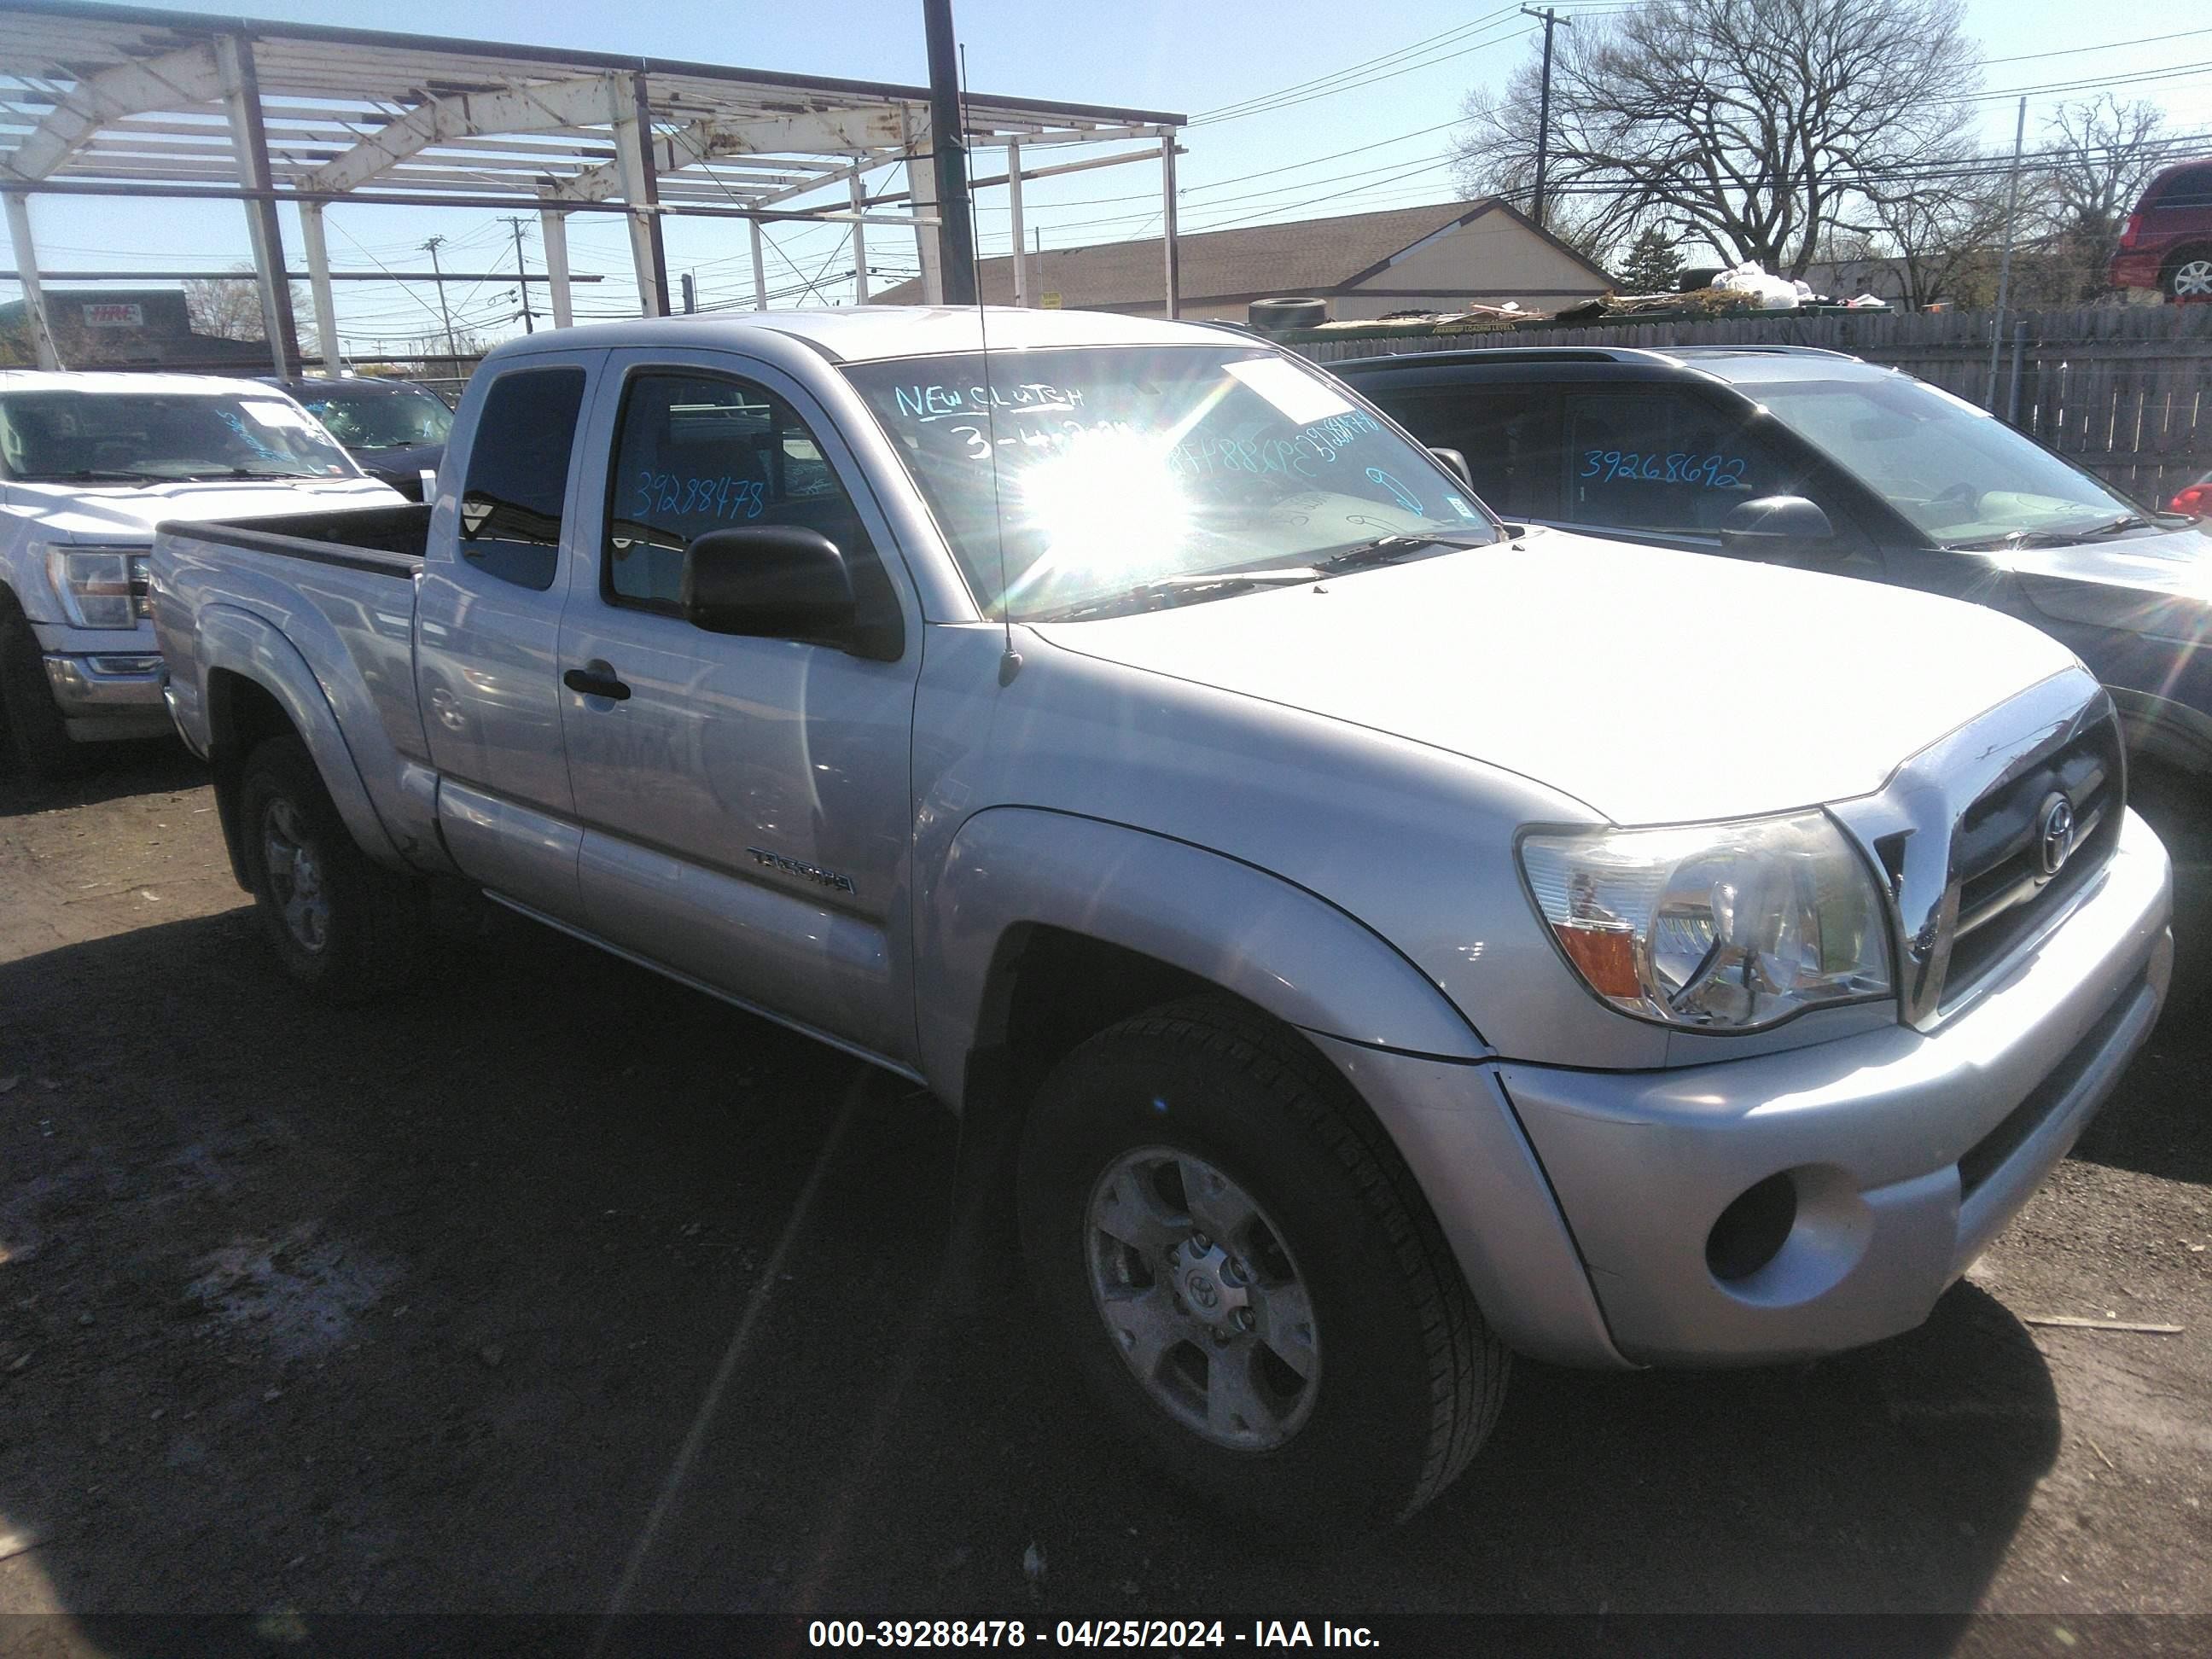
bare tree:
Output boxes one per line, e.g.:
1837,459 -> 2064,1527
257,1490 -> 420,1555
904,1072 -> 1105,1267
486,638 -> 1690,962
182,265 -> 308,341
1454,0 -> 1980,277
2040,96 -> 2185,300
1867,154 -> 2029,308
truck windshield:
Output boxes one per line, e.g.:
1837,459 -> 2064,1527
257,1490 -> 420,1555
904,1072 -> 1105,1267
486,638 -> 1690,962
842,346 -> 1500,620
0,389 -> 358,485
1752,376 -> 2148,549
293,383 -> 453,450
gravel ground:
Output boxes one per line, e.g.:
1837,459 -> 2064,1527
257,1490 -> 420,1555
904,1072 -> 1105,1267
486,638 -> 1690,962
0,743 -> 2206,1643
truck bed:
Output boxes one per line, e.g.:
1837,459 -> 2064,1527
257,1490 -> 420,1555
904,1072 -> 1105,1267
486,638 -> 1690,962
165,503 -> 430,579
154,499 -> 441,877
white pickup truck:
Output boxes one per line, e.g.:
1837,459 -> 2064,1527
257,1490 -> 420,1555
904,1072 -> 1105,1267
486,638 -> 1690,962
0,370 -> 399,777
152,310 -> 2173,1525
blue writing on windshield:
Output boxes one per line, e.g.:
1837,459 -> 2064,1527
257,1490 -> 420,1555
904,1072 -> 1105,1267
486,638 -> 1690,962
1166,409 -> 1382,483
1365,467 -> 1423,515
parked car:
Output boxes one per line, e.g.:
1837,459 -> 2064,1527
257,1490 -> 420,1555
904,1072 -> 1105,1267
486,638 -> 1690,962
261,375 -> 453,500
2170,469 -> 2211,519
0,371 -> 403,778
1341,345 -> 2212,777
154,309 -> 2170,1525
2108,159 -> 2212,301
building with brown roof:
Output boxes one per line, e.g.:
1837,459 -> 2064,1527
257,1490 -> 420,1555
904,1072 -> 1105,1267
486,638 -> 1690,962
875,198 -> 1612,323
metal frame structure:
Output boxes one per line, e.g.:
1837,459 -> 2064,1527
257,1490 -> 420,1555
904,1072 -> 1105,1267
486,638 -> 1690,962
0,0 -> 1185,374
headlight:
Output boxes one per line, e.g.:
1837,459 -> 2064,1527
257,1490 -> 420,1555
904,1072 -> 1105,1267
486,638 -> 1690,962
1518,812 -> 1893,1031
44,544 -> 151,630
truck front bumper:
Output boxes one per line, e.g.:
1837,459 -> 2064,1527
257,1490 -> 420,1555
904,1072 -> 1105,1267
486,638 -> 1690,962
44,652 -> 173,742
1498,808 -> 2172,1367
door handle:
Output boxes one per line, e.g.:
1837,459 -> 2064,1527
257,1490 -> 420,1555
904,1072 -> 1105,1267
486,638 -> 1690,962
563,667 -> 632,701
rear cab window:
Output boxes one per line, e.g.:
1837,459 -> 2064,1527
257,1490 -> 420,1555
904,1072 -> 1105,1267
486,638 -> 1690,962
456,368 -> 588,591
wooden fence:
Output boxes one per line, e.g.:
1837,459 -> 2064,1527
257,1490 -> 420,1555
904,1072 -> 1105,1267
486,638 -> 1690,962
1292,306 -> 2212,507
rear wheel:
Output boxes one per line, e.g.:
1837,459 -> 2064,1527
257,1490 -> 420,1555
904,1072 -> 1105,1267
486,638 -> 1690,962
0,593 -> 83,783
237,733 -> 418,1002
1016,997 -> 1507,1526
2165,249 -> 2212,302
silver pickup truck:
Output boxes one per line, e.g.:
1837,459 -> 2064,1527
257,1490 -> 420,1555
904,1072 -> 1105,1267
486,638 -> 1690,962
153,308 -> 2174,1525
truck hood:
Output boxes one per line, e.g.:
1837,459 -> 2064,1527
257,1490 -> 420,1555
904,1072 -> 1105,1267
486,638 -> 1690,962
1031,527 -> 2080,824
4,474 -> 398,542
2010,521 -> 2212,643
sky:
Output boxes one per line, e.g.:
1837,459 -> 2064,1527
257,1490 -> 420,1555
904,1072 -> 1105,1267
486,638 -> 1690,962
7,0 -> 2211,357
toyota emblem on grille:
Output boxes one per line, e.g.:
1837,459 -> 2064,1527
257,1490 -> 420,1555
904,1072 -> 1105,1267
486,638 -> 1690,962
2037,793 -> 2077,878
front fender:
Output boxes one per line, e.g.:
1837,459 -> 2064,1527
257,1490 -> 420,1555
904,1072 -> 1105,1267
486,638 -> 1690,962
196,603 -> 400,871
917,806 -> 1489,1103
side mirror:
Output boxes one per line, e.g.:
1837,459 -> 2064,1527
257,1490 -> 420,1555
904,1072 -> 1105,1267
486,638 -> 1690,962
1429,446 -> 1473,488
682,525 -> 856,643
1719,494 -> 1834,551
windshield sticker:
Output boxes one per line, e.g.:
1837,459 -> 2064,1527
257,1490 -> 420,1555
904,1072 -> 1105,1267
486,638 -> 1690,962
1443,493 -> 1479,521
1581,450 -> 1749,489
240,400 -> 310,429
1224,358 -> 1355,426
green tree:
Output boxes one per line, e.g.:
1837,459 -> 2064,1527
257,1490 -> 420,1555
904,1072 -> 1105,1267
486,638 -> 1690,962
1613,228 -> 1685,294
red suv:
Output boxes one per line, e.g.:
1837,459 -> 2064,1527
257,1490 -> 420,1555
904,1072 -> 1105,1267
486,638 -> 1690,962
2110,160 -> 2212,300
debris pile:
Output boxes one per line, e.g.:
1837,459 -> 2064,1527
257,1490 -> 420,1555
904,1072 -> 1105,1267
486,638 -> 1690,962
1284,259 -> 1895,342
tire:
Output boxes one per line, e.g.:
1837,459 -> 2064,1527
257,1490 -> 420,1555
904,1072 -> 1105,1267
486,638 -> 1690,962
2165,248 -> 2212,303
1016,996 -> 1507,1527
0,592 -> 84,783
236,732 -> 419,1004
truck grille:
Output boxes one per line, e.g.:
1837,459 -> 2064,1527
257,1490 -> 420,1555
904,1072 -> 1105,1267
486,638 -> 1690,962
1941,709 -> 2123,1002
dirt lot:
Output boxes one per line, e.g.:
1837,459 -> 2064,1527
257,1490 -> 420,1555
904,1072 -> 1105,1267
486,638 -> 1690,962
0,742 -> 2207,1644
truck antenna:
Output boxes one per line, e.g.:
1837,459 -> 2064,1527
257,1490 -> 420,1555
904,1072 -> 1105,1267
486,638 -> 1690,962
959,41 -> 1021,683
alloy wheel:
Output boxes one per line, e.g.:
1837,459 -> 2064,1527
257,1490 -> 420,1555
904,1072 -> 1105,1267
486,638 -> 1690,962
1085,1147 -> 1319,1452
261,796 -> 331,953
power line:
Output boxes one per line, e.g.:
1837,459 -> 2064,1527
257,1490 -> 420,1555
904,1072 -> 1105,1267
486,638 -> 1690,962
1192,0 -> 1630,125
1195,19 -> 1541,126
1954,57 -> 2212,104
1194,5 -> 1521,121
1984,26 -> 2212,67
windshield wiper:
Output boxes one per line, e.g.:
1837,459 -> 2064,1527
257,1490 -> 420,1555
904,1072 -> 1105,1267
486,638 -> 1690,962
15,468 -> 169,485
1949,515 -> 2154,551
1946,528 -> 2081,552
1317,532 -> 1492,571
1034,567 -> 1323,623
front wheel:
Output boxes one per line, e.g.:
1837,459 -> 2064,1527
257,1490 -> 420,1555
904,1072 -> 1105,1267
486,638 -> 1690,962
1016,998 -> 1507,1526
236,733 -> 418,1003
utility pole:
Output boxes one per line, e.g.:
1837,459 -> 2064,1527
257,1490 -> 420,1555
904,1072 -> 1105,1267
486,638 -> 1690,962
502,215 -> 536,334
1988,96 -> 2028,414
922,0 -> 977,306
420,235 -> 459,365
681,271 -> 697,313
1522,7 -> 1571,232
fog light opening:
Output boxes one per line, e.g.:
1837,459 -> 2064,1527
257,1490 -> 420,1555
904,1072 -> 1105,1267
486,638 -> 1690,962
1707,1173 -> 1798,1283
